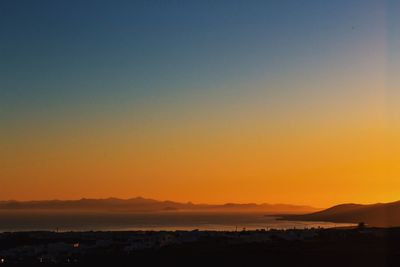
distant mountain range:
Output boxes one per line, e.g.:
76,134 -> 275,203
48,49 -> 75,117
0,197 -> 317,214
281,201 -> 400,227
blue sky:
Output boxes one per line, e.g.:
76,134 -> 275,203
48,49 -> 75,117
1,0 -> 395,121
1,0 -> 399,204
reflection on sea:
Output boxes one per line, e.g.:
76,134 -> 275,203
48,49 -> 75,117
0,211 -> 355,232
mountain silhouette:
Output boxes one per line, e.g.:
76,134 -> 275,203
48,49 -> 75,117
281,201 -> 400,227
0,197 -> 316,214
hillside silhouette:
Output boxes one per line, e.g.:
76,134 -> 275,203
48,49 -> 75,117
281,201 -> 400,227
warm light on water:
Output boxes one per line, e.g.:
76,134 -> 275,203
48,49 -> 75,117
0,211 -> 354,232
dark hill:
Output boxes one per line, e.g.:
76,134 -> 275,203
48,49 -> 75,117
281,201 -> 400,227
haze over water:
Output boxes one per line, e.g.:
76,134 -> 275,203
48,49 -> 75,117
0,2 -> 398,266
0,211 -> 354,232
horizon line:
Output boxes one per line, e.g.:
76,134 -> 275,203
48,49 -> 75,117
1,196 -> 398,209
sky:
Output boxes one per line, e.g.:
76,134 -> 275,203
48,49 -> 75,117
1,0 -> 399,207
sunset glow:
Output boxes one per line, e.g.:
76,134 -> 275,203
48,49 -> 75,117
1,0 -> 399,207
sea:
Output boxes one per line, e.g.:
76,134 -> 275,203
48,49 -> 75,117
0,211 -> 355,232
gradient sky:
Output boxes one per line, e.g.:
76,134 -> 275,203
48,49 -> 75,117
1,0 -> 399,207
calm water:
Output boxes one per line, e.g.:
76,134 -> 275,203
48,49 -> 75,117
0,211 -> 354,232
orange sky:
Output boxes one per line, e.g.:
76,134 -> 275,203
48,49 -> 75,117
2,75 -> 399,208
1,1 -> 399,208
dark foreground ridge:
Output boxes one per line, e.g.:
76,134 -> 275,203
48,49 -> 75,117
1,227 -> 400,267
